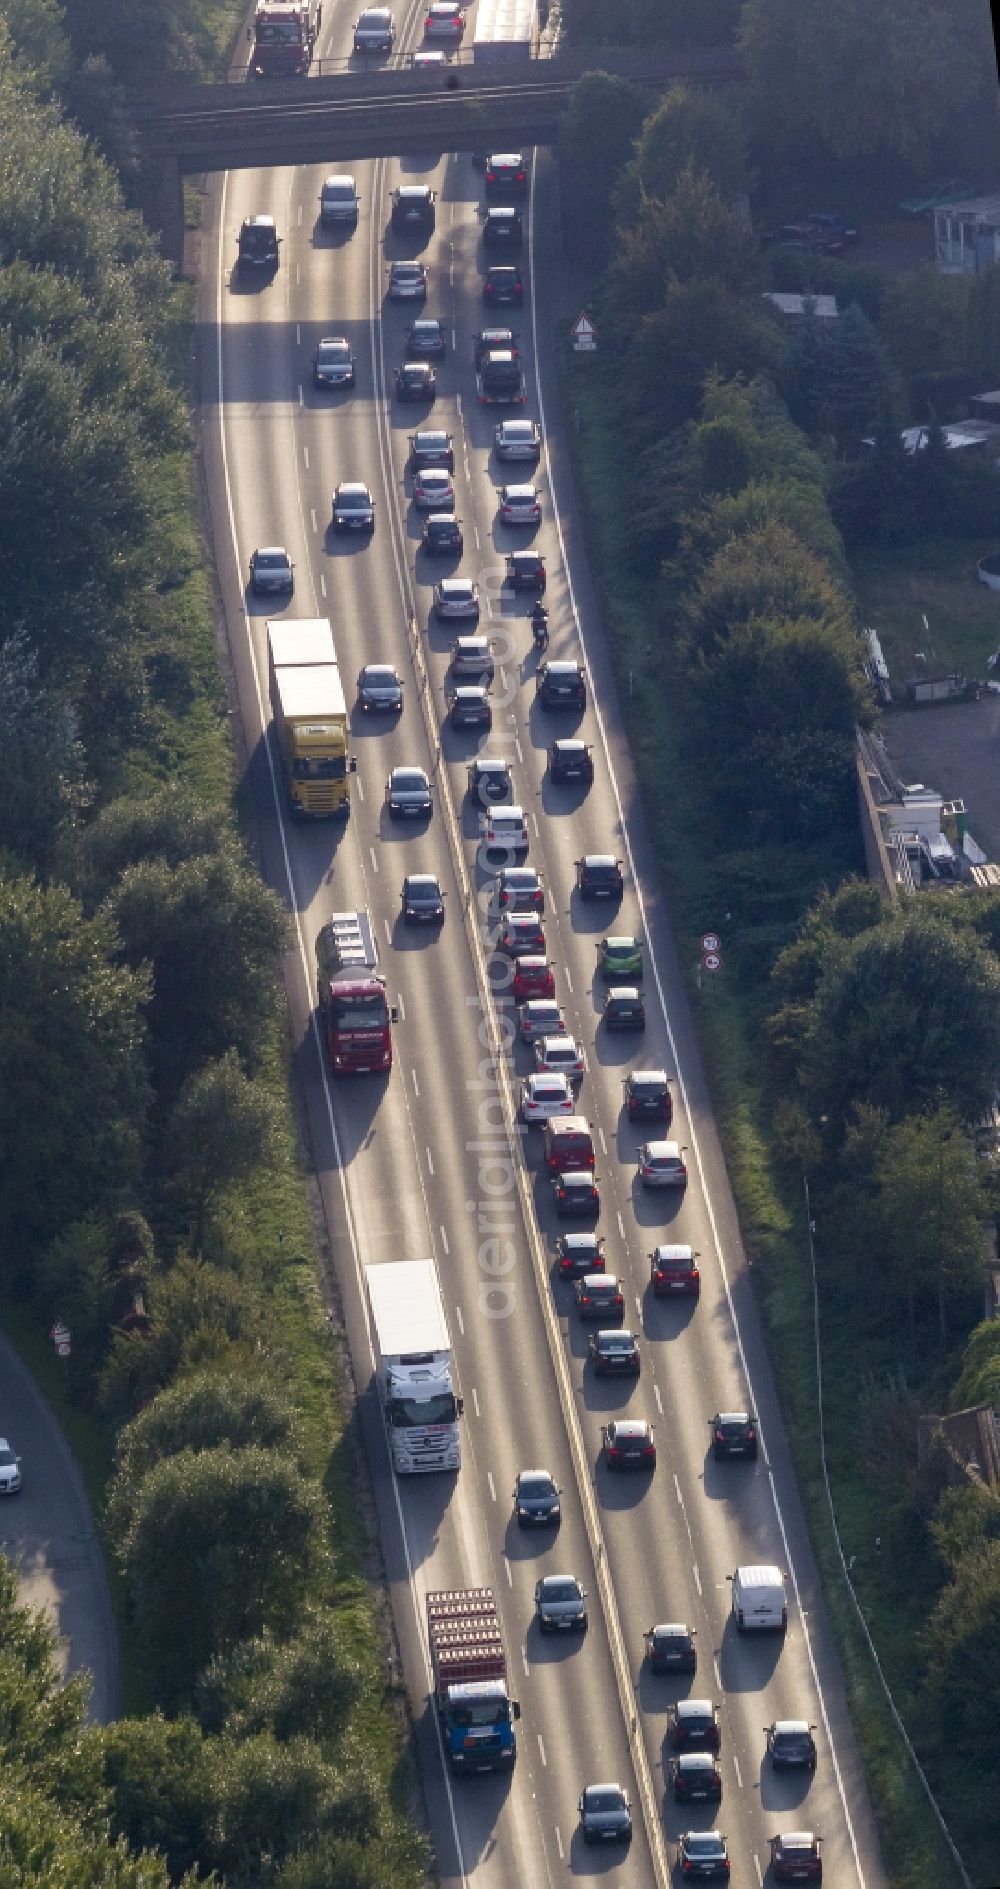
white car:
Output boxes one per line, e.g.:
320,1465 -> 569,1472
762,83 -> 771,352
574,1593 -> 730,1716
413,466 -> 456,511
535,1034 -> 585,1080
435,577 -> 480,620
480,804 -> 529,856
499,482 -> 541,525
0,1438 -> 22,1495
495,417 -> 541,461
423,0 -> 465,38
521,1072 -> 574,1123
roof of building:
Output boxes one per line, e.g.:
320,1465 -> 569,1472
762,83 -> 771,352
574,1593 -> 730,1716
763,292 -> 839,319
933,193 -> 1000,224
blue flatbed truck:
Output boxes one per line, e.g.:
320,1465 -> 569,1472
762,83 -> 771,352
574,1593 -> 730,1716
426,1589 -> 520,1772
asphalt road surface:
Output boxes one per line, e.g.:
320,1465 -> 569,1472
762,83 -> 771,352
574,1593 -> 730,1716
0,1332 -> 119,1722
196,4 -> 889,1884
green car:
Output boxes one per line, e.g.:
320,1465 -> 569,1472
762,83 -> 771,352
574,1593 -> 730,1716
598,935 -> 643,980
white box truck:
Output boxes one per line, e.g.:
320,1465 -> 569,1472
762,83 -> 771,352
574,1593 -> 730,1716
366,1260 -> 462,1472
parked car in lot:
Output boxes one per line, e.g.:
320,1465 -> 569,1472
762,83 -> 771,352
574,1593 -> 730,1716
312,337 -> 356,387
650,1244 -> 700,1297
602,1418 -> 655,1469
521,1072 -> 574,1124
645,1622 -> 697,1675
534,1574 -> 587,1632
625,1068 -> 671,1122
435,576 -> 480,619
638,1140 -> 687,1189
413,466 -> 455,511
765,1722 -> 817,1771
357,663 -> 403,712
548,738 -> 593,784
670,1755 -> 723,1805
556,1231 -> 605,1278
387,259 -> 427,299
603,985 -> 645,1031
401,873 -> 444,925
249,545 -> 293,595
467,754 -> 512,803
576,854 -> 623,899
676,1831 -> 730,1879
769,1833 -> 822,1882
574,1272 -> 622,1321
409,427 -> 453,470
553,1170 -> 600,1217
589,1328 -> 640,1376
536,660 -> 585,709
519,996 -> 564,1042
578,1783 -> 631,1845
495,417 -> 541,462
711,1412 -> 757,1460
669,1699 -> 721,1753
513,1467 -> 561,1526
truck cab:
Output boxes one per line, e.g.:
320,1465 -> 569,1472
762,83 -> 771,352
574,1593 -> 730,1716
316,911 -> 395,1073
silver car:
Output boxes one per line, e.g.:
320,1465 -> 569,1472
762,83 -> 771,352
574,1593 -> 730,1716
534,1574 -> 587,1632
413,466 -> 455,511
0,1437 -> 22,1495
499,482 -> 541,525
319,174 -> 360,224
332,481 -> 375,530
495,417 -> 541,461
387,260 -> 427,300
434,577 -> 480,620
313,337 -> 355,388
638,1140 -> 688,1188
385,765 -> 432,817
450,635 -> 494,682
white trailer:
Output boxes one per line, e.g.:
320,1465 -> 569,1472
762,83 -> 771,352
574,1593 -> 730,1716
366,1260 -> 462,1472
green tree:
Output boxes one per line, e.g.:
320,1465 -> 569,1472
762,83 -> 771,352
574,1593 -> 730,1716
165,1051 -> 281,1245
677,477 -> 845,578
73,785 -> 230,904
740,0 -> 981,170
606,171 -> 764,334
557,72 -> 647,263
106,851 -> 287,1093
924,1540 -> 1000,1745
680,519 -> 853,660
829,411 -> 917,547
880,266 -> 970,382
0,871 -> 149,1274
864,1106 -> 986,1338
97,1256 -> 267,1422
115,1446 -> 326,1707
197,1615 -> 364,1746
786,302 -> 897,450
950,1317 -> 1000,1409
801,909 -> 1000,1127
102,1714 -> 216,1885
614,82 -> 747,223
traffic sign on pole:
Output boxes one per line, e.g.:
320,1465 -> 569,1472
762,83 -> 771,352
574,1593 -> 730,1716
50,1321 -> 71,1358
702,951 -> 722,974
701,932 -> 721,954
571,311 -> 597,353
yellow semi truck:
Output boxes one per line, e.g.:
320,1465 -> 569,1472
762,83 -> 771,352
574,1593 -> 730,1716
266,618 -> 354,817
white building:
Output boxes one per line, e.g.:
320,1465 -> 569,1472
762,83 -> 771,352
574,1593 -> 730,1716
934,194 -> 1000,275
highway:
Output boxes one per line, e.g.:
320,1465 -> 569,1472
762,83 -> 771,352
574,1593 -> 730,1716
196,3 -> 888,1886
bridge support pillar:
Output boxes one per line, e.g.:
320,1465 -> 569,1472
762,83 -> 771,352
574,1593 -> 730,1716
144,154 -> 185,271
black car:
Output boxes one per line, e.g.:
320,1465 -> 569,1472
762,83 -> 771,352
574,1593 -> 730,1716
312,337 -> 356,388
409,428 -> 455,471
237,215 -> 279,273
576,854 -> 623,899
765,1722 -> 817,1770
357,663 -> 403,712
485,151 -> 529,197
474,326 -> 519,371
645,1622 -> 697,1675
506,550 -> 545,591
391,184 -> 436,232
406,318 -> 446,358
602,1418 -> 655,1469
625,1069 -> 672,1122
421,514 -> 463,556
548,738 -> 593,784
670,1699 -> 721,1754
536,661 -> 586,710
574,1272 -> 623,1321
669,1754 -> 723,1804
448,685 -> 491,730
676,1832 -> 731,1879
249,546 -> 293,595
483,204 -> 523,249
711,1412 -> 758,1460
589,1329 -> 640,1376
401,873 -> 445,924
553,1170 -> 600,1218
467,755 -> 512,804
513,1467 -> 561,1527
556,1232 -> 605,1279
603,986 -> 645,1031
484,264 -> 524,305
395,361 -> 436,402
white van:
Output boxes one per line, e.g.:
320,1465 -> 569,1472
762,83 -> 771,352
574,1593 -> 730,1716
730,1564 -> 787,1633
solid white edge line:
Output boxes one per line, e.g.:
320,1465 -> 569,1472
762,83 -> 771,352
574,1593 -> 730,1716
527,157 -> 868,1889
216,168 -> 470,1889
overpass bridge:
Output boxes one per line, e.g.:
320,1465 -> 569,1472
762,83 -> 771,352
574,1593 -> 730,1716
132,47 -> 742,261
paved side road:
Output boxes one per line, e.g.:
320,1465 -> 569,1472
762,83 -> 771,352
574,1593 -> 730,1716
0,1332 -> 119,1722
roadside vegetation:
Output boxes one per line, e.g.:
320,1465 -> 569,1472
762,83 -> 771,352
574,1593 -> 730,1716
0,12 -> 427,1889
558,34 -> 1000,1889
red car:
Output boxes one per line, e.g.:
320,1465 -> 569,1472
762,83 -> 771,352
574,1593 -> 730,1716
769,1835 -> 822,1883
544,1116 -> 595,1173
650,1245 -> 700,1298
512,956 -> 555,1002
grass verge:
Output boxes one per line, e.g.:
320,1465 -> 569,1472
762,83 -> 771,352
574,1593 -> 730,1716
559,342 -> 966,1889
853,535 -> 1000,686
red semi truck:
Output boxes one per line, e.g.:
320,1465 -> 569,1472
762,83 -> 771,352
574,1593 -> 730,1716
316,910 -> 396,1074
248,0 -> 321,77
